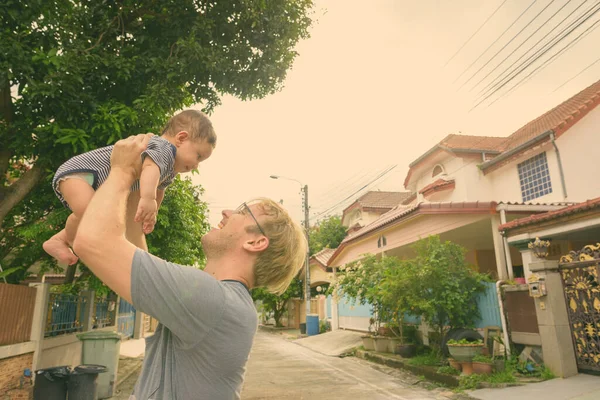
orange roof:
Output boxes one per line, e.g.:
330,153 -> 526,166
311,248 -> 336,267
439,134 -> 506,152
343,191 -> 413,214
499,197 -> 600,232
500,79 -> 600,152
419,179 -> 456,196
404,134 -> 505,187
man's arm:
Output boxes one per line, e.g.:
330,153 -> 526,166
73,134 -> 152,303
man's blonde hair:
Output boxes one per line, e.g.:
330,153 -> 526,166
162,109 -> 217,147
249,198 -> 307,295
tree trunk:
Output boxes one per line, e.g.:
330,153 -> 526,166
0,164 -> 44,228
0,75 -> 13,189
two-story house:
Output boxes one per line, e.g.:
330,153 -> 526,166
326,78 -> 600,332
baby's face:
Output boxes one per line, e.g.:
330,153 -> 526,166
174,138 -> 213,173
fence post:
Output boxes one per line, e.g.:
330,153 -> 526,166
29,283 -> 50,379
82,290 -> 95,332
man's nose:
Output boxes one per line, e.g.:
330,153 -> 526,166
222,210 -> 233,218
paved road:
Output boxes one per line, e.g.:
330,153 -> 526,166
241,331 -> 455,400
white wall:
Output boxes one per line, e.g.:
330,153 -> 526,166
413,156 -> 467,202
555,107 -> 600,202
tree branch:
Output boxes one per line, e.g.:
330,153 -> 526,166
0,74 -> 13,187
0,164 -> 44,229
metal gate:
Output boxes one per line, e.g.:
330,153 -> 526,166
559,255 -> 600,373
117,298 -> 136,339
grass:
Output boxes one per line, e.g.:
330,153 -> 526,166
407,353 -> 443,366
437,366 -> 461,376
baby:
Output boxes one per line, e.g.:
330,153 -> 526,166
43,109 -> 216,266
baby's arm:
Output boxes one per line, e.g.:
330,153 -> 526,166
135,157 -> 160,233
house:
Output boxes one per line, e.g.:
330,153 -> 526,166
342,191 -> 413,234
327,78 -> 600,333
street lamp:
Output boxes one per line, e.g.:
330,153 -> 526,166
270,175 -> 311,319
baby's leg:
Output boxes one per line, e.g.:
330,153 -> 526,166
43,178 -> 95,265
125,190 -> 148,251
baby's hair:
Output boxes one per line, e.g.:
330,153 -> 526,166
162,109 -> 217,147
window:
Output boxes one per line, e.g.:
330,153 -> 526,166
518,152 -> 552,202
377,235 -> 387,248
432,165 -> 444,177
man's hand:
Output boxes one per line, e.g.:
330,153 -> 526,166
111,133 -> 154,180
135,197 -> 158,234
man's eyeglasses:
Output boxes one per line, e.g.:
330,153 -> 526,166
236,202 -> 267,237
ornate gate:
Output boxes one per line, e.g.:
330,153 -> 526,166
560,245 -> 600,373
117,298 -> 136,339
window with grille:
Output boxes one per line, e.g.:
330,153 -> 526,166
518,152 -> 552,202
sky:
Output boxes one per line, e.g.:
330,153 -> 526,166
186,0 -> 600,227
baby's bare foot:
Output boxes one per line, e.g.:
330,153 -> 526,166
43,237 -> 79,265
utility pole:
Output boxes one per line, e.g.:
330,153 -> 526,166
302,185 -> 311,317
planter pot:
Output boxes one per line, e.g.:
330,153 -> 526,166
472,362 -> 493,375
387,337 -> 403,353
460,361 -> 474,376
447,345 -> 483,362
361,336 -> 375,351
373,337 -> 389,353
448,358 -> 462,371
395,344 -> 417,358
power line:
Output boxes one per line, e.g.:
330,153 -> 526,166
471,0 -> 575,94
310,165 -> 397,218
488,16 -> 600,101
311,166 -> 392,206
444,0 -> 509,67
552,55 -> 600,92
478,0 -> 596,101
460,0 -> 556,91
454,0 -> 539,85
311,165 -> 397,221
477,10 -> 600,109
490,17 -> 600,103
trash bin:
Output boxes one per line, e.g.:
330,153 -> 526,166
33,365 -> 71,400
299,323 -> 306,334
306,314 -> 319,336
77,331 -> 122,399
67,364 -> 107,400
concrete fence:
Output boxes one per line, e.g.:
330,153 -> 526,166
0,283 -> 119,397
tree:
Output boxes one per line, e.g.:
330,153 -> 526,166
0,0 -> 314,227
252,277 -> 302,327
0,176 -> 210,287
147,176 -> 210,267
0,0 -> 314,278
399,236 -> 487,349
309,215 -> 347,255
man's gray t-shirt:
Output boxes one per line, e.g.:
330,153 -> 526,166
129,250 -> 258,400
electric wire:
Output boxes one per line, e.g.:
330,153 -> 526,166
454,0 -> 539,85
460,0 -> 556,90
477,0 -> 598,102
471,0 -> 575,94
474,5 -> 600,109
552,55 -> 600,92
478,0 -> 589,97
486,17 -> 600,106
444,0 -> 510,67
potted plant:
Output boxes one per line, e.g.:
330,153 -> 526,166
472,354 -> 494,375
447,339 -> 484,375
448,358 -> 462,371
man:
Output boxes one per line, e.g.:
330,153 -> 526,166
73,134 -> 307,399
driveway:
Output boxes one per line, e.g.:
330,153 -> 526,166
241,330 -> 458,400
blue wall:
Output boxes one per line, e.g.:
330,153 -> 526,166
335,281 -> 502,329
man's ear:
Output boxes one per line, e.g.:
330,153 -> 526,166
175,131 -> 189,145
242,236 -> 269,253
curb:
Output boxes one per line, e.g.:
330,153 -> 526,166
356,350 -> 461,388
116,358 -> 144,387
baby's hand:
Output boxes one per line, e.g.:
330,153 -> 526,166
142,214 -> 157,235
135,197 -> 157,229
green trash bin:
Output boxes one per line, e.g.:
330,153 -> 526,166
77,331 -> 122,399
